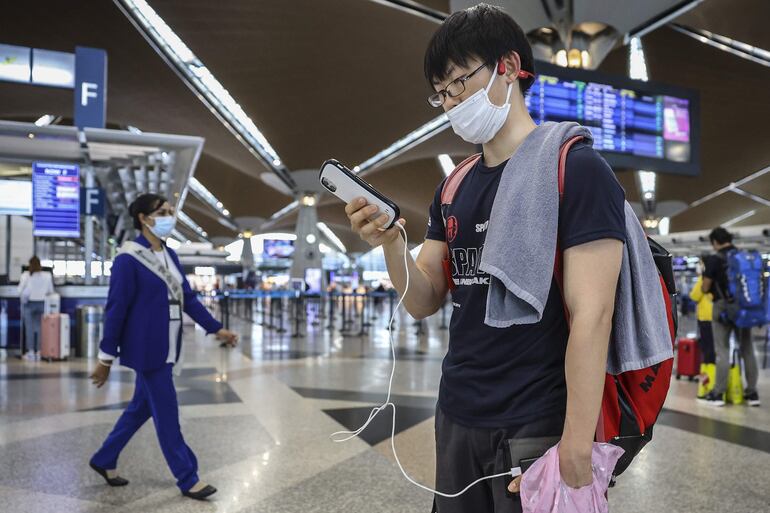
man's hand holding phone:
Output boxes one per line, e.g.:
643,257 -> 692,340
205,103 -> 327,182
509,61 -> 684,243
345,197 -> 406,249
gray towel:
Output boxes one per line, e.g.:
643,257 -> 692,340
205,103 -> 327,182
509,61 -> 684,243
608,203 -> 674,374
479,121 -> 673,374
480,121 -> 590,326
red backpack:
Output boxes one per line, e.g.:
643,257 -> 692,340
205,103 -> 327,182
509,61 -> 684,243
440,136 -> 678,481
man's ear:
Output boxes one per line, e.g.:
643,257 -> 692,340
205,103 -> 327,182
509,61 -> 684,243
501,51 -> 523,83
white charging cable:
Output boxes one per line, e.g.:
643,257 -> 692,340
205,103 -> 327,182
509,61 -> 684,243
330,222 -> 520,498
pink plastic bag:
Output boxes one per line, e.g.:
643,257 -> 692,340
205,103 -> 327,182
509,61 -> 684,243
519,443 -> 625,513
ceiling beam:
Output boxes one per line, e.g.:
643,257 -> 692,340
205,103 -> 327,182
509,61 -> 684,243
114,0 -> 297,194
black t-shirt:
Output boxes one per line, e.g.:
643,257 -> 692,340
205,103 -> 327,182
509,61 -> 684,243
425,141 -> 626,428
703,245 -> 735,301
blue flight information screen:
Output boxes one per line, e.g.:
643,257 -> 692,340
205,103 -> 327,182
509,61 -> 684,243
32,162 -> 80,238
525,68 -> 694,171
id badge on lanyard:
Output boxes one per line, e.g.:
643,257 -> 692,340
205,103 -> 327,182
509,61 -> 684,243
169,299 -> 182,321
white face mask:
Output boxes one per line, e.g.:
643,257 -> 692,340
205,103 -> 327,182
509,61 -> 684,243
446,68 -> 514,145
147,216 -> 176,239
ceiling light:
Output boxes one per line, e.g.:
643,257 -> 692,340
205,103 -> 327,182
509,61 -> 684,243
723,210 -> 757,228
34,114 -> 56,126
116,0 -> 294,191
688,164 -> 770,209
638,171 -> 656,194
355,114 -> 449,173
554,49 -> 568,67
669,23 -> 770,69
580,51 -> 591,69
658,217 -> 670,236
187,177 -> 237,229
317,222 -> 346,253
269,200 -> 299,221
177,210 -> 210,242
567,49 -> 582,68
438,154 -> 455,177
629,37 -> 649,82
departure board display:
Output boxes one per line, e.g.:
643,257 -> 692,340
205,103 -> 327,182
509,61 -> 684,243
525,62 -> 699,176
0,180 -> 32,216
32,162 -> 80,238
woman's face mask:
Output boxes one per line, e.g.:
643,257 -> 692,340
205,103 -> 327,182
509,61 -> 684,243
144,203 -> 176,239
147,215 -> 176,238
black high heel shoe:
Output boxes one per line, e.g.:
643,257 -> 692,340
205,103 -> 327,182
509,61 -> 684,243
89,462 -> 129,487
183,484 -> 217,500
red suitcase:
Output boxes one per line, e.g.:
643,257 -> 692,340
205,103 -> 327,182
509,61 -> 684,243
676,337 -> 700,381
40,313 -> 71,361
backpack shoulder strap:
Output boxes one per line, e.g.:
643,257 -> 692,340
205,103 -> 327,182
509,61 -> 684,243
439,153 -> 480,291
440,153 -> 482,206
557,136 -> 585,200
553,135 -> 585,322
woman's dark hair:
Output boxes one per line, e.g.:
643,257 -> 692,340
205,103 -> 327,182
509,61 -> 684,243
129,193 -> 167,230
28,256 -> 42,273
709,227 -> 733,245
424,3 -> 535,94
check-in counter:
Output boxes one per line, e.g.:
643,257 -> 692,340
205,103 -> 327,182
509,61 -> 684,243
0,285 -> 108,353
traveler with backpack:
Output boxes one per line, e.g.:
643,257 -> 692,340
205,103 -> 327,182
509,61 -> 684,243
699,227 -> 761,407
344,5 -> 674,511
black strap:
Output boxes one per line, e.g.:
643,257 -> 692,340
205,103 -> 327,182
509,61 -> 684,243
712,251 -> 731,302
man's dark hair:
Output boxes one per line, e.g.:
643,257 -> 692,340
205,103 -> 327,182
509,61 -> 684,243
424,3 -> 535,94
709,227 -> 733,245
129,193 -> 167,230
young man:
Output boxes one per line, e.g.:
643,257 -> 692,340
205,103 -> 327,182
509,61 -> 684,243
345,5 -> 625,512
699,227 -> 761,407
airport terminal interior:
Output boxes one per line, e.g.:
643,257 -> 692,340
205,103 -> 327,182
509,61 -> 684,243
0,1 -> 768,512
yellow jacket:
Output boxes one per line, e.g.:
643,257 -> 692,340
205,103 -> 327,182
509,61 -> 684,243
689,276 -> 713,322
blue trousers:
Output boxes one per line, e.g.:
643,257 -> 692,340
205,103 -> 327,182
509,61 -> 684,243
23,301 -> 44,352
91,364 -> 199,492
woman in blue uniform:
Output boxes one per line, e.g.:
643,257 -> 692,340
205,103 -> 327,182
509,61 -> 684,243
89,193 -> 238,500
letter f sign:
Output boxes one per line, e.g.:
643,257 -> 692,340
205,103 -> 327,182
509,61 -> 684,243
81,82 -> 98,106
86,189 -> 99,215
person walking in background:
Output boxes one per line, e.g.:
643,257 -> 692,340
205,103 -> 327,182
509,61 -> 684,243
17,256 -> 54,361
689,256 -> 715,399
88,193 -> 239,500
698,227 -> 760,407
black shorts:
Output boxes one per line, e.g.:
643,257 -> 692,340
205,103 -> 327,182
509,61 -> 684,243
432,407 -> 565,513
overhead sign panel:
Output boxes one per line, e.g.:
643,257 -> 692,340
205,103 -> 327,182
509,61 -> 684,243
32,162 -> 80,238
0,180 -> 33,216
74,46 -> 107,129
526,61 -> 700,176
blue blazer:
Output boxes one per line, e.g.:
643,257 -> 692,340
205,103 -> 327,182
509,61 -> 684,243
99,235 -> 223,371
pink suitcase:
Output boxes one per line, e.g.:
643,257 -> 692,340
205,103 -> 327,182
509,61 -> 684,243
41,313 -> 70,361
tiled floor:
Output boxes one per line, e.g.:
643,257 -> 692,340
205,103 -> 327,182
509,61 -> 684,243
0,302 -> 768,512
